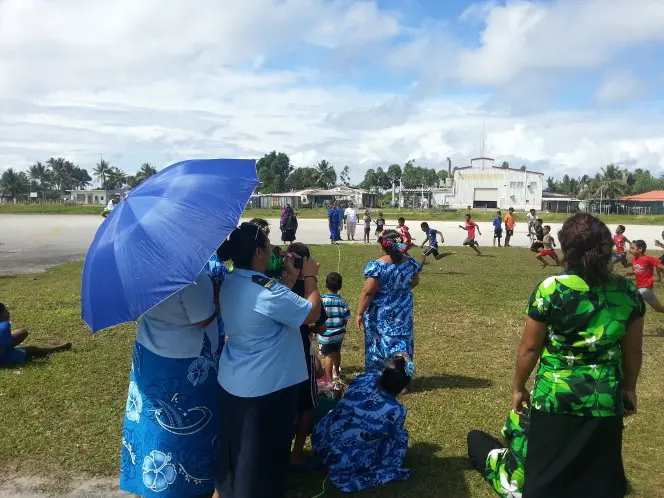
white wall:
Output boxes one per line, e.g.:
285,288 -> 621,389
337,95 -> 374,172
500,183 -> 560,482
449,167 -> 543,210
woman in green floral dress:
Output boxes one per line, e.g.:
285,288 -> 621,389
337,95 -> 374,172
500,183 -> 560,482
513,213 -> 645,498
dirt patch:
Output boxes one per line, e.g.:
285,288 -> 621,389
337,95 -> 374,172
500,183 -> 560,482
0,474 -> 129,497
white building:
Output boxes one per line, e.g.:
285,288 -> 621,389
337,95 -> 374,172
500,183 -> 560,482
431,157 -> 543,211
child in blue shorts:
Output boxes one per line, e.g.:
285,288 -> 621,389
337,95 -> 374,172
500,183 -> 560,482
0,303 -> 72,367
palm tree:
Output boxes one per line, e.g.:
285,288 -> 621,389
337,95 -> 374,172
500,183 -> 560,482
0,168 -> 30,201
501,161 -> 510,169
314,160 -> 336,189
106,167 -> 127,190
47,157 -> 75,192
593,164 -> 629,199
29,162 -> 50,186
94,159 -> 111,189
139,162 -> 157,178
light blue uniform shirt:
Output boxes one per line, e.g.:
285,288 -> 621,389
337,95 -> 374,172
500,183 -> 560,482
136,271 -> 218,359
218,268 -> 312,397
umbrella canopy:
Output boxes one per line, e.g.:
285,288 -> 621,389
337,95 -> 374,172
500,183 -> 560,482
81,158 -> 258,333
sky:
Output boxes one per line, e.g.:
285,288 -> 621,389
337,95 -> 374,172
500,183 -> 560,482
1,0 -> 663,183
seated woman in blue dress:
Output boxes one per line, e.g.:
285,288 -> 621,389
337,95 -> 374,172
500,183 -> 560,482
311,354 -> 414,493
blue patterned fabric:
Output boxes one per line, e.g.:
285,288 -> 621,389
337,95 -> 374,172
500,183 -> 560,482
362,258 -> 422,374
120,335 -> 223,497
311,373 -> 411,492
205,255 -> 229,339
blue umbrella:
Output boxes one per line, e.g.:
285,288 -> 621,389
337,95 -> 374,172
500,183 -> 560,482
81,158 -> 258,333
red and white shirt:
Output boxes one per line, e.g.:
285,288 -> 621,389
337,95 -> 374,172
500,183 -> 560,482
632,255 -> 661,289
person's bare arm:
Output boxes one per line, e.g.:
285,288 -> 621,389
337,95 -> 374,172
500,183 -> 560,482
356,277 -> 380,329
513,317 -> 547,413
438,231 -> 445,244
411,274 -> 420,289
621,316 -> 644,415
301,257 -> 322,324
194,314 -> 217,328
476,224 -> 482,236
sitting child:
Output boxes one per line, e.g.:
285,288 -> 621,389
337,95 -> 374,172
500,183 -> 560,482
467,410 -> 530,498
312,355 -> 414,492
0,303 -> 72,367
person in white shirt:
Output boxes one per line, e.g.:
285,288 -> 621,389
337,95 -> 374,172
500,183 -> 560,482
344,203 -> 359,241
527,209 -> 537,237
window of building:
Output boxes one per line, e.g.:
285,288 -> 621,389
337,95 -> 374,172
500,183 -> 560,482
509,182 -> 524,189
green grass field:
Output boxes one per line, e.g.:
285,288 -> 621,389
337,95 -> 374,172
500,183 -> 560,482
0,248 -> 663,496
4,202 -> 664,226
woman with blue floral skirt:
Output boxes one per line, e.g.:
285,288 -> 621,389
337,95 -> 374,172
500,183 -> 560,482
120,271 -> 222,498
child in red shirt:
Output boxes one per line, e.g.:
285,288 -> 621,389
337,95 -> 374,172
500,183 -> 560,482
458,214 -> 482,256
610,225 -> 632,271
627,240 -> 664,312
397,217 -> 414,254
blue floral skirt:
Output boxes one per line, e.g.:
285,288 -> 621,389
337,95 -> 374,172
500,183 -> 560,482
120,337 -> 221,497
364,326 -> 414,375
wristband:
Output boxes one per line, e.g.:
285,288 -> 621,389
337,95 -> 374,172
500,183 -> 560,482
304,276 -> 318,282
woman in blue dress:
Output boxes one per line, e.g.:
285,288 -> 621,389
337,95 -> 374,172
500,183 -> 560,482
120,271 -> 222,498
357,231 -> 422,375
328,202 -> 342,244
311,354 -> 414,492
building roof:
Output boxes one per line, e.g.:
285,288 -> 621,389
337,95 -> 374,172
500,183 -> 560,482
621,191 -> 664,201
542,191 -> 572,198
491,166 -> 544,176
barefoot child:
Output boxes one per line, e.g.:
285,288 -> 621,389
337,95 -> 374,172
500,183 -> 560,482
397,217 -> 415,254
375,212 -> 386,237
363,210 -> 372,243
493,210 -> 503,247
627,240 -> 664,312
536,225 -> 560,267
320,272 -> 351,381
420,222 -> 455,264
610,225 -> 632,272
459,214 -> 482,255
504,208 -> 515,247
312,355 -> 414,492
0,303 -> 72,367
653,231 -> 664,282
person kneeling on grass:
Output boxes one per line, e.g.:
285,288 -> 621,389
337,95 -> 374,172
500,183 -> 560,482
459,214 -> 482,255
311,355 -> 414,493
536,225 -> 560,267
627,240 -> 664,313
0,303 -> 71,368
468,409 -> 529,498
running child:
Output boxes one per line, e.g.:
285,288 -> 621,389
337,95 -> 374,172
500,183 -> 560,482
493,210 -> 503,247
459,214 -> 482,255
0,303 -> 72,368
610,225 -> 632,271
627,240 -> 664,312
653,231 -> 664,281
320,272 -> 352,381
420,222 -> 455,264
363,210 -> 372,243
535,225 -> 560,267
375,212 -> 386,237
504,207 -> 515,247
397,217 -> 415,254
530,218 -> 544,252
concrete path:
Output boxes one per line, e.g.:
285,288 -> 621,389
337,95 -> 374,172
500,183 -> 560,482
2,214 -> 664,276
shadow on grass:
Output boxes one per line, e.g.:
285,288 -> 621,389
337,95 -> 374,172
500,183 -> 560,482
413,374 -> 493,393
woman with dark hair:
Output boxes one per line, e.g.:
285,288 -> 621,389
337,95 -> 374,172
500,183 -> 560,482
356,230 -> 422,375
513,213 -> 645,498
312,354 -> 414,492
280,204 -> 298,244
213,223 -> 322,498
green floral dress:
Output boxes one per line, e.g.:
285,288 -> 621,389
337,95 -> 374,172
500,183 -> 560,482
527,272 -> 645,417
485,410 -> 529,498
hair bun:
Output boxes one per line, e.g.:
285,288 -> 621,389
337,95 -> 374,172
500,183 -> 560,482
217,238 -> 234,261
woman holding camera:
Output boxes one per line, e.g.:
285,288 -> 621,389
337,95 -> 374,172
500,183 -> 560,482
213,223 -> 322,498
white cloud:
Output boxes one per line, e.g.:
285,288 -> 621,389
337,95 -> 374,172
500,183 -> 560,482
456,0 -> 664,85
595,71 -> 648,102
0,0 -> 663,184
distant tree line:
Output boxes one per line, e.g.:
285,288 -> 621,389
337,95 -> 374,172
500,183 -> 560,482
546,164 -> 663,199
0,158 -> 158,201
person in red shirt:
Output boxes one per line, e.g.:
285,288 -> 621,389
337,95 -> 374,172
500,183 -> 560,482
397,217 -> 414,254
610,225 -> 632,272
627,240 -> 664,312
459,214 -> 482,256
